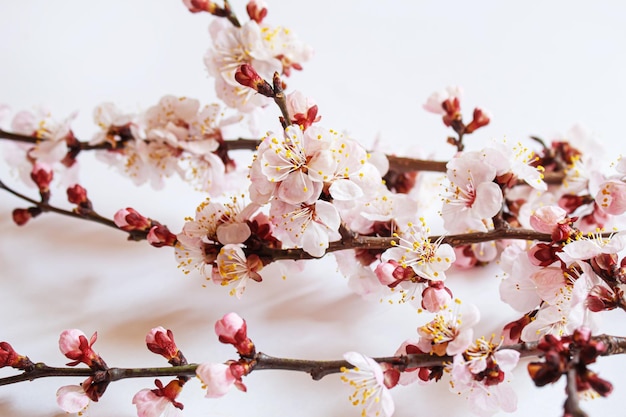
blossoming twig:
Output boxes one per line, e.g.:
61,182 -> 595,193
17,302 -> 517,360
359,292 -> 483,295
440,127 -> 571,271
2,334 -> 624,387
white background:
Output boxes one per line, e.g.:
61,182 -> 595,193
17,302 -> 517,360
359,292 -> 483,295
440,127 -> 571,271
1,1 -> 626,416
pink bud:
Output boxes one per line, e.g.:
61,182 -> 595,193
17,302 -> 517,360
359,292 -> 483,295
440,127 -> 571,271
464,107 -> 491,133
147,224 -> 177,247
215,312 -> 255,356
234,64 -> 274,97
146,327 -> 179,361
215,312 -> 246,344
58,329 -> 100,368
421,282 -> 452,312
246,0 -> 268,23
530,206 -> 567,234
30,163 -> 53,192
12,208 -> 34,226
114,207 -> 151,231
375,262 -> 397,286
67,184 -> 89,205
182,0 -> 215,13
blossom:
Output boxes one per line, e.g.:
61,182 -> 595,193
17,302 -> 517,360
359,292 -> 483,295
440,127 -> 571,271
215,244 -> 263,298
196,361 -> 249,398
596,179 -> 626,215
340,352 -> 395,417
382,220 -> 455,281
132,388 -> 183,417
56,384 -> 90,414
423,86 -> 462,126
417,301 -> 480,356
286,90 -> 320,129
442,150 -> 502,233
561,231 -> 626,261
132,379 -> 184,417
11,108 -> 77,165
204,17 -> 311,111
269,199 -> 340,258
449,345 -> 519,417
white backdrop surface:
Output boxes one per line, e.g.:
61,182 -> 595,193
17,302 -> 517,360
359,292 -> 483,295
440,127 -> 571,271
1,1 -> 626,417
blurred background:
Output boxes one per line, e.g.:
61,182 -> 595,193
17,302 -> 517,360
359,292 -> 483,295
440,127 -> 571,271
1,1 -> 625,416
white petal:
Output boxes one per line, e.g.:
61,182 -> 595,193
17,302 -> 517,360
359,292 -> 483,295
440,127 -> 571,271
329,178 -> 363,200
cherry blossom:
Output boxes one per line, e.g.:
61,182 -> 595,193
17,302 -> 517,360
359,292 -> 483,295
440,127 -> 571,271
11,108 -> 77,165
417,301 -> 480,356
561,231 -> 626,261
340,352 -> 395,417
196,361 -> 249,398
132,388 -> 183,417
382,220 -> 455,281
56,384 -> 90,414
269,199 -> 340,258
132,379 -> 184,417
442,150 -> 502,233
596,179 -> 626,215
449,341 -> 520,417
215,244 -> 263,298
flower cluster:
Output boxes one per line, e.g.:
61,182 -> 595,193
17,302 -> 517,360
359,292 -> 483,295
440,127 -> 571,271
1,1 -> 626,417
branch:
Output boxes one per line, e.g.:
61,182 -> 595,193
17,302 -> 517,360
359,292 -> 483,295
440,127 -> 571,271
256,228 -> 555,261
0,130 -> 566,184
2,335 -> 624,386
0,179 -> 149,241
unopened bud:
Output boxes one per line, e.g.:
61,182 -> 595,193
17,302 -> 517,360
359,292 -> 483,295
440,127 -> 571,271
182,0 -> 216,13
31,164 -> 53,193
67,184 -> 89,205
12,207 -> 41,226
234,64 -> 274,97
246,0 -> 268,23
464,107 -> 491,133
114,207 -> 151,231
147,224 -> 177,247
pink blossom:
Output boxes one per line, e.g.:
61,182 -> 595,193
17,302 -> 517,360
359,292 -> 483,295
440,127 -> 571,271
215,244 -> 263,298
132,389 -> 181,417
442,150 -> 502,233
132,379 -> 184,417
596,179 -> 626,215
423,86 -> 462,116
449,347 -> 519,417
340,352 -> 395,417
286,90 -> 320,129
270,199 -> 340,258
56,384 -> 90,414
381,221 -> 455,281
529,205 -> 567,233
196,362 -> 248,398
334,250 -> 383,299
417,302 -> 480,356
561,231 -> 626,261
